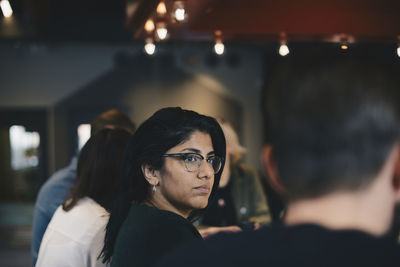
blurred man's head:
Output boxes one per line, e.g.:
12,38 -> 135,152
91,109 -> 136,136
262,49 -> 400,203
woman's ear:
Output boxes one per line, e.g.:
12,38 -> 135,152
141,164 -> 160,186
261,145 -> 286,195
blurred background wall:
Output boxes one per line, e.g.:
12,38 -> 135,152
0,41 -> 265,173
0,40 -> 266,266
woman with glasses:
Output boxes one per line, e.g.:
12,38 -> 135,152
100,107 -> 226,267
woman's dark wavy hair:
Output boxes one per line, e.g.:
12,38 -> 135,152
101,107 -> 226,263
63,128 -> 132,212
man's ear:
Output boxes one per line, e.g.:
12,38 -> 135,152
391,144 -> 400,200
261,145 -> 286,195
141,164 -> 160,186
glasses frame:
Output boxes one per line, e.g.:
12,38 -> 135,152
162,152 -> 223,174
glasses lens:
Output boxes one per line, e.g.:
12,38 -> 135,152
183,154 -> 202,172
181,153 -> 222,174
212,156 -> 222,173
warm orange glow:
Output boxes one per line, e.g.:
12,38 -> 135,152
157,1 -> 167,15
341,44 -> 348,50
144,19 -> 155,32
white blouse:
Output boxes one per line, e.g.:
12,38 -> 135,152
36,197 -> 109,267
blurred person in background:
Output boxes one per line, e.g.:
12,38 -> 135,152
36,128 -> 132,267
198,119 -> 271,238
100,107 -> 226,267
31,109 -> 135,266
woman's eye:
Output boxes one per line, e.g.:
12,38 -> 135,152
184,154 -> 198,162
206,157 -> 215,164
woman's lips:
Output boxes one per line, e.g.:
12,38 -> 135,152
194,184 -> 210,194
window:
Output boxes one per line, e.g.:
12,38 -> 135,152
77,124 -> 91,151
9,125 -> 40,170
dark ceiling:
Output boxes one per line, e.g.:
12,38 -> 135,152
131,0 -> 400,44
1,0 -> 399,44
0,0 -> 131,42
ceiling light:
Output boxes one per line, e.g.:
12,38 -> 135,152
0,0 -> 13,18
279,42 -> 289,56
173,1 -> 187,22
214,40 -> 225,55
144,39 -> 156,55
156,1 -> 167,16
175,8 -> 185,21
156,22 -> 168,40
339,34 -> 349,50
397,45 -> 400,58
144,19 -> 155,32
340,43 -> 349,50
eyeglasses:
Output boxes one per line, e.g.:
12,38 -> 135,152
162,153 -> 223,174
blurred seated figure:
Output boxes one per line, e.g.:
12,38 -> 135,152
157,50 -> 400,267
31,109 -> 135,266
36,128 -> 132,267
198,119 -> 271,238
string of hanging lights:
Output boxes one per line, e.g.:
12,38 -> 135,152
140,1 -> 399,58
143,1 -> 186,55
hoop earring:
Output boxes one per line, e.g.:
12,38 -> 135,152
152,184 -> 157,192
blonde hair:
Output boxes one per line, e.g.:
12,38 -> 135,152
218,119 -> 246,164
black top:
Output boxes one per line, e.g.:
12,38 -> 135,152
111,202 -> 202,267
157,223 -> 400,267
201,181 -> 238,226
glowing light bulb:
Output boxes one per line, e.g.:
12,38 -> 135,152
156,27 -> 168,40
0,0 -> 13,18
279,42 -> 289,56
156,1 -> 167,16
156,22 -> 168,40
144,19 -> 155,32
397,46 -> 400,57
341,43 -> 349,50
144,39 -> 156,55
173,1 -> 186,22
214,40 -> 225,55
175,8 -> 185,21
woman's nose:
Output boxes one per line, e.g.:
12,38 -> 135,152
198,160 -> 214,179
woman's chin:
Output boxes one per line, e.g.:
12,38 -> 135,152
183,195 -> 211,211
195,200 -> 209,210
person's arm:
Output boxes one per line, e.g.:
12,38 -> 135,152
248,170 -> 272,225
194,210 -> 242,238
31,160 -> 77,266
35,221 -> 81,267
198,225 -> 241,238
31,205 -> 52,267
89,225 -> 109,267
